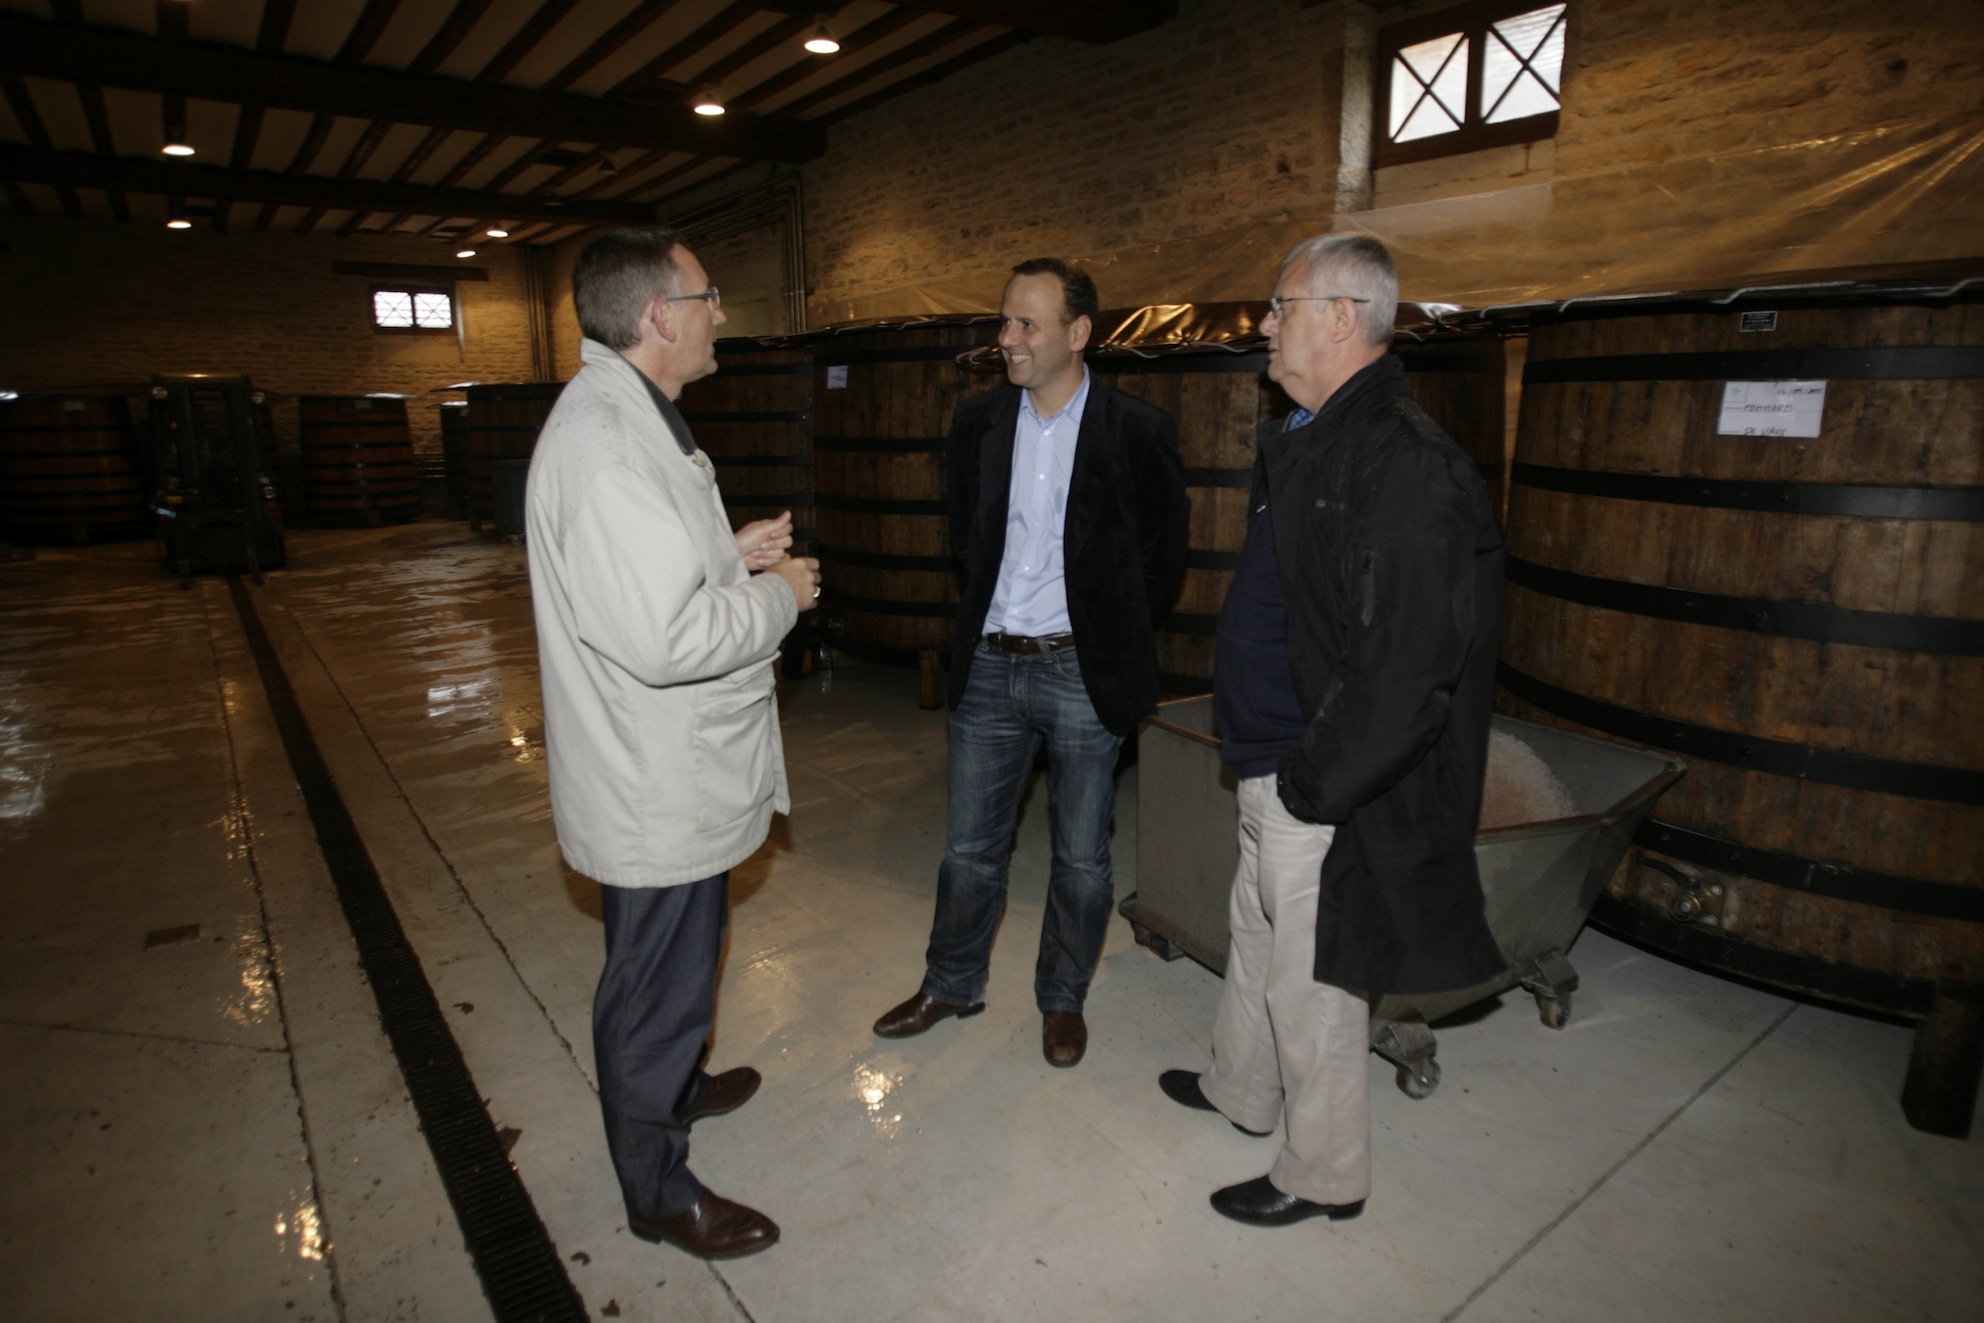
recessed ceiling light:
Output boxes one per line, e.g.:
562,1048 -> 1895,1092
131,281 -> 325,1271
485,227 -> 509,238
166,218 -> 193,229
693,87 -> 726,116
804,21 -> 840,54
456,249 -> 477,258
162,142 -> 195,157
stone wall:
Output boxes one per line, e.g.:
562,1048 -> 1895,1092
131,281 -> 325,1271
788,0 -> 1984,319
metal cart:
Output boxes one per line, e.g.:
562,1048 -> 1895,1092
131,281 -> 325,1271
1124,696 -> 1684,1098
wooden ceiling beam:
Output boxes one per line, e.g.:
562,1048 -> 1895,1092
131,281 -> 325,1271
479,0 -> 586,85
887,1 -> 1174,43
1,72 -> 85,219
604,0 -> 760,99
1,14 -> 826,163
731,6 -> 924,111
0,145 -> 660,226
778,16 -> 980,118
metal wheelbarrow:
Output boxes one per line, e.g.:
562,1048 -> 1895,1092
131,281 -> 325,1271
1123,696 -> 1685,1098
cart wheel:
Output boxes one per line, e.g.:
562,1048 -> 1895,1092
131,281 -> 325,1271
1396,1058 -> 1441,1100
1129,920 -> 1178,961
1537,992 -> 1572,1030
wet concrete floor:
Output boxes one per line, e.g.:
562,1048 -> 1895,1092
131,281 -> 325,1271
2,522 -> 1979,1322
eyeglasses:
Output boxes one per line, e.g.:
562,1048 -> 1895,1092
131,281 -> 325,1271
666,286 -> 721,310
1268,294 -> 1370,317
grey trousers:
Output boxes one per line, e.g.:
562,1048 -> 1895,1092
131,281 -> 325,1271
1201,776 -> 1372,1206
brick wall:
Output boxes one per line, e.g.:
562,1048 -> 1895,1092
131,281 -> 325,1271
0,217 -> 541,456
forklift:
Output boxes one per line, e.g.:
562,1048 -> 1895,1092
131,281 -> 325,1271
149,374 -> 285,582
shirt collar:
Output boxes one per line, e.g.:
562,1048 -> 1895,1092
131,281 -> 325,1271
1021,366 -> 1091,428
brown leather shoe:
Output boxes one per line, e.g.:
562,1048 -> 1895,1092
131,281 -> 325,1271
1042,1010 -> 1087,1067
629,1190 -> 780,1259
680,1067 -> 760,1127
873,991 -> 986,1039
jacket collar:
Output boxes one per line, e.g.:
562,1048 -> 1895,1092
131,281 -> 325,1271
577,338 -> 697,458
1261,354 -> 1404,455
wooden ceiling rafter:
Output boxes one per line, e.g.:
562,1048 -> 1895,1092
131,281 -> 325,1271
2,72 -> 83,219
336,0 -> 507,237
0,143 -> 657,228
0,1 -> 1177,242
42,0 -> 128,221
889,1 -> 1173,43
822,26 -> 1029,124
730,6 -> 925,112
292,0 -> 412,235
777,16 -> 985,119
605,0 -> 765,101
0,16 -> 826,163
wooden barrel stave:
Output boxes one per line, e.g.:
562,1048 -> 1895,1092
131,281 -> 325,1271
466,383 -> 563,528
1498,294 -> 1984,1028
811,321 -> 1000,663
0,396 -> 151,542
438,402 -> 471,519
679,344 -> 815,546
300,396 -> 419,526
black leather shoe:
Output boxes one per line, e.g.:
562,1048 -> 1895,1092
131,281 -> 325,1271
873,992 -> 985,1038
1042,1010 -> 1087,1067
680,1067 -> 761,1127
629,1191 -> 780,1258
1158,1069 -> 1272,1137
1210,1174 -> 1364,1227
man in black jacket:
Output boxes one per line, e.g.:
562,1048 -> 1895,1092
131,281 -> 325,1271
873,258 -> 1190,1067
1160,235 -> 1504,1225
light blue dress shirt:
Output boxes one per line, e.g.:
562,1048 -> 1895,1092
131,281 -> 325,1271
986,369 -> 1092,637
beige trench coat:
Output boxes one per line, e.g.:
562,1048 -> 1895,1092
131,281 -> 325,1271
525,339 -> 797,888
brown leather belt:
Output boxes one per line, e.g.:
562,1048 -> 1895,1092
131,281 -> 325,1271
984,631 -> 1076,655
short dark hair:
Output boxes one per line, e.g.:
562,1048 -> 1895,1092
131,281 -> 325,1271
573,226 -> 686,350
1010,257 -> 1099,326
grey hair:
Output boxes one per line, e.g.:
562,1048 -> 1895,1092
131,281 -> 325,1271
1280,234 -> 1398,346
573,226 -> 687,350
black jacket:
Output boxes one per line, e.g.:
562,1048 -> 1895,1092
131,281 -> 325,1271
947,379 -> 1190,736
1258,355 -> 1505,995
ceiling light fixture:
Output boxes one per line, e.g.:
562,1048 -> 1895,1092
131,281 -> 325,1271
166,218 -> 193,229
804,20 -> 840,54
597,156 -> 620,175
162,141 -> 195,157
693,87 -> 726,116
456,249 -> 477,258
485,227 -> 510,238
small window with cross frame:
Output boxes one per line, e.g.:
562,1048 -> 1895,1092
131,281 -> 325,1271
370,285 -> 456,335
1376,1 -> 1568,168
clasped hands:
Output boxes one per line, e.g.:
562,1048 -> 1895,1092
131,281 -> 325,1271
734,510 -> 821,611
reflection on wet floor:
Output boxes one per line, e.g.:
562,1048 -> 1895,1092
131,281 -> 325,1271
3,526 -> 1979,1323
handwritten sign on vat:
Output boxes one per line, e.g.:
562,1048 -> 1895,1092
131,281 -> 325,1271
1717,380 -> 1826,438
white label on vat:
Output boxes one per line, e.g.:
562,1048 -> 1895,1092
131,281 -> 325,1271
826,365 -> 849,390
1739,311 -> 1778,333
1717,380 -> 1826,438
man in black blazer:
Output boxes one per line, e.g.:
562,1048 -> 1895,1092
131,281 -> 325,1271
873,258 -> 1189,1066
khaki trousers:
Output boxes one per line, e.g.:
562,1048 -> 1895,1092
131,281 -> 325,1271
1201,776 -> 1372,1205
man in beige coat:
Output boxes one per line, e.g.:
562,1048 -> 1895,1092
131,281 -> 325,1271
526,226 -> 818,1259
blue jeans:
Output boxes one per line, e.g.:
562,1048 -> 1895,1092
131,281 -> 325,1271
921,642 -> 1125,1014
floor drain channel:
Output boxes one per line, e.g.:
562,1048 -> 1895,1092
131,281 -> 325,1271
228,578 -> 586,1323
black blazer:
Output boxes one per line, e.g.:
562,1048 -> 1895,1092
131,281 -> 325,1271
945,379 -> 1190,736
1262,356 -> 1505,996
